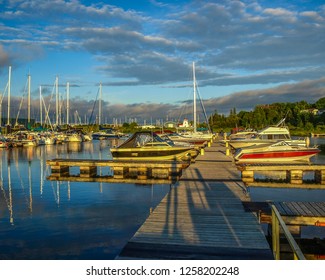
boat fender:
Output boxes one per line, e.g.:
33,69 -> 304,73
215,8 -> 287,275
305,137 -> 310,147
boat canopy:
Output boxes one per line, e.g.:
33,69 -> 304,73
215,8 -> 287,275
117,131 -> 168,148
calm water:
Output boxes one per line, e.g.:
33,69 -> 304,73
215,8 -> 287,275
0,138 -> 324,259
0,140 -> 170,259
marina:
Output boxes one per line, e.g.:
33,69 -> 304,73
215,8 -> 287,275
0,136 -> 325,259
0,0 -> 325,269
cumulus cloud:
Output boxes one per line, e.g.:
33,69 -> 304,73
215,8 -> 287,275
0,0 -> 324,120
202,77 -> 325,114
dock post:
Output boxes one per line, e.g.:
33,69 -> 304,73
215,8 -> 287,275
200,148 -> 205,155
288,170 -> 303,184
151,168 -> 169,179
315,170 -> 325,184
51,165 -> 69,177
80,166 -> 97,177
225,141 -> 230,156
112,166 -> 126,179
271,208 -> 280,260
241,170 -> 254,184
137,167 -> 148,180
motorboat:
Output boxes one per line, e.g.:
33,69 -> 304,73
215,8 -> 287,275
234,141 -> 320,163
92,129 -> 121,140
0,137 -> 12,148
229,118 -> 307,149
164,132 -> 207,147
228,129 -> 257,140
110,131 -> 199,161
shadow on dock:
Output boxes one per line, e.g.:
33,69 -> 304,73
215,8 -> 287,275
119,163 -> 273,259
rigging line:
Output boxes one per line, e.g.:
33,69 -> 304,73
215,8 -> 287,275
42,95 -> 54,130
15,78 -> 29,125
89,87 -> 99,125
196,86 -> 212,132
44,79 -> 57,125
0,83 -> 8,103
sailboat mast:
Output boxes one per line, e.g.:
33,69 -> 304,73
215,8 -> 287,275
39,86 -> 43,125
28,73 -> 31,126
7,66 -> 11,126
66,82 -> 70,125
99,82 -> 102,125
55,75 -> 59,126
192,62 -> 197,133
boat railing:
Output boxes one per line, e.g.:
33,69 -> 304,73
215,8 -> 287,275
270,204 -> 306,260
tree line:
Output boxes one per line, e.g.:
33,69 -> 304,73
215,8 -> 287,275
208,97 -> 325,135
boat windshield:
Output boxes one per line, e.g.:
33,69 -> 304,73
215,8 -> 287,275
117,132 -> 167,148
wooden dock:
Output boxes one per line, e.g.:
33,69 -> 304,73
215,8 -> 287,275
118,142 -> 273,259
243,201 -> 325,226
46,159 -> 190,184
237,163 -> 325,189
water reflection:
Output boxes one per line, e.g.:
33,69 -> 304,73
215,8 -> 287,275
0,141 -> 170,259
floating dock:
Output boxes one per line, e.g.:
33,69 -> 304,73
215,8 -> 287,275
237,163 -> 325,189
244,201 -> 325,226
118,142 -> 273,259
46,159 -> 190,184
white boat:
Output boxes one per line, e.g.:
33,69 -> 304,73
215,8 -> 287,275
0,137 -> 11,148
165,133 -> 207,147
66,133 -> 83,143
229,118 -> 307,149
234,141 -> 320,163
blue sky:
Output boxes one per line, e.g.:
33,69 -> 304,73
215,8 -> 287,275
0,0 -> 324,123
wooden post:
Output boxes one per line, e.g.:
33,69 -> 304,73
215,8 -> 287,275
152,168 -> 169,179
80,166 -> 97,177
112,166 -> 126,179
289,170 -> 303,184
315,170 -> 325,184
225,141 -> 230,156
137,167 -> 148,180
128,167 -> 138,178
272,208 -> 280,260
241,170 -> 254,184
51,165 -> 69,177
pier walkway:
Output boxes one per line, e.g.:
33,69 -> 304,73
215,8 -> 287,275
118,141 -> 273,259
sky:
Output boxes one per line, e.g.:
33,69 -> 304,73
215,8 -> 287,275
0,0 -> 324,124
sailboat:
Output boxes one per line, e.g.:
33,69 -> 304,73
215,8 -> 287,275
178,62 -> 214,141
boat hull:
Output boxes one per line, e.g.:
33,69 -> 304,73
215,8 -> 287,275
230,139 -> 306,149
110,147 -> 196,161
235,149 -> 319,163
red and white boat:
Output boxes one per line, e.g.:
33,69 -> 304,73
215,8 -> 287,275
234,141 -> 320,163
